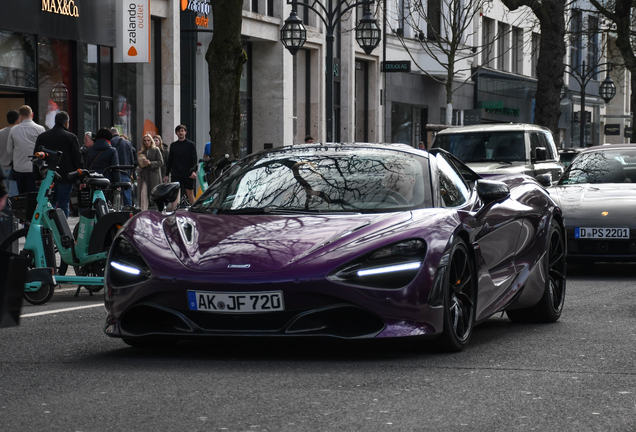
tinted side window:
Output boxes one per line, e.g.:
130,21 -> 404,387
435,154 -> 470,207
537,133 -> 555,159
530,133 -> 541,159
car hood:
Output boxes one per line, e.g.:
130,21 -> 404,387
467,161 -> 530,176
159,211 -> 414,273
549,184 -> 636,223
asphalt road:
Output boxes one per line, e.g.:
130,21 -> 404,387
0,263 -> 635,432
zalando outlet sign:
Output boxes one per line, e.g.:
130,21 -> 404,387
114,0 -> 150,63
182,0 -> 211,28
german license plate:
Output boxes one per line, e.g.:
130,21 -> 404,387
575,227 -> 629,239
187,290 -> 284,313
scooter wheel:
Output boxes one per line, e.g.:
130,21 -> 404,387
0,228 -> 57,305
23,284 -> 55,305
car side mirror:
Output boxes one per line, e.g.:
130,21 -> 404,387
534,147 -> 547,162
477,179 -> 510,205
535,173 -> 552,187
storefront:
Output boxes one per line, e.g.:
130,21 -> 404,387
0,1 -> 116,138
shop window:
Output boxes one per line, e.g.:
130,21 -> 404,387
392,102 -> 413,145
83,44 -> 98,96
0,30 -> 36,89
113,63 -> 138,144
38,37 -> 72,130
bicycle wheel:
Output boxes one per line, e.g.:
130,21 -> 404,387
0,228 -> 56,305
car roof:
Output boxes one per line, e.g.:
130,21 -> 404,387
580,143 -> 636,153
435,123 -> 552,135
282,142 -> 428,157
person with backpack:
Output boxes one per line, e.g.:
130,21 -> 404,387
109,127 -> 136,205
86,128 -> 120,183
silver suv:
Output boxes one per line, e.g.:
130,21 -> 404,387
431,124 -> 564,185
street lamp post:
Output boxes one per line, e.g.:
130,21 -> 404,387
566,60 -> 616,148
280,0 -> 381,142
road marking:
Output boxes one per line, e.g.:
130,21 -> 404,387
21,304 -> 103,317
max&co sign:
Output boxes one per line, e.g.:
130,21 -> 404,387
42,0 -> 79,17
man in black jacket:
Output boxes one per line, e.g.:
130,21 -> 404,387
34,111 -> 84,217
163,124 -> 197,204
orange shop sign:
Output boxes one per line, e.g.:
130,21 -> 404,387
181,0 -> 211,28
114,0 -> 151,63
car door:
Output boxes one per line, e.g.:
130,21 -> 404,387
435,153 -> 522,319
531,132 -> 565,182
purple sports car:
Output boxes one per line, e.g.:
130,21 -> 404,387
104,143 -> 566,351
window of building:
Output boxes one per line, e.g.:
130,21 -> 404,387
427,0 -> 441,41
587,15 -> 599,79
38,38 -> 73,130
482,17 -> 494,68
0,30 -> 36,89
113,62 -> 137,144
570,9 -> 582,70
512,27 -> 523,74
531,32 -> 540,78
396,0 -> 405,36
497,22 -> 510,71
392,102 -> 413,145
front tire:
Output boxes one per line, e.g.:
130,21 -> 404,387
0,228 -> 56,305
507,219 -> 566,323
438,239 -> 476,352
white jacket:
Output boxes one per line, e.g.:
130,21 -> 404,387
7,119 -> 45,173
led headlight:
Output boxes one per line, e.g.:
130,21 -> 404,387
108,238 -> 152,287
329,239 -> 426,289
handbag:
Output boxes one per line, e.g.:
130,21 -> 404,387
0,249 -> 30,328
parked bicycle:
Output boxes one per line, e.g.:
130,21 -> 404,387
0,149 -> 134,304
103,165 -> 137,212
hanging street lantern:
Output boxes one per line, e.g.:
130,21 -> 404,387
599,75 -> 616,104
280,11 -> 307,56
355,9 -> 381,55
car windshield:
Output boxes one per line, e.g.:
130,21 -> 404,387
190,146 -> 430,214
434,132 -> 527,163
559,149 -> 636,185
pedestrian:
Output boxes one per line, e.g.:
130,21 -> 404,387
418,141 -> 425,150
110,127 -> 137,206
81,131 -> 95,166
153,135 -> 169,180
7,105 -> 45,194
33,111 -> 84,217
305,135 -> 314,143
0,110 -> 20,197
86,127 -> 120,183
163,124 -> 197,204
137,134 -> 164,211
